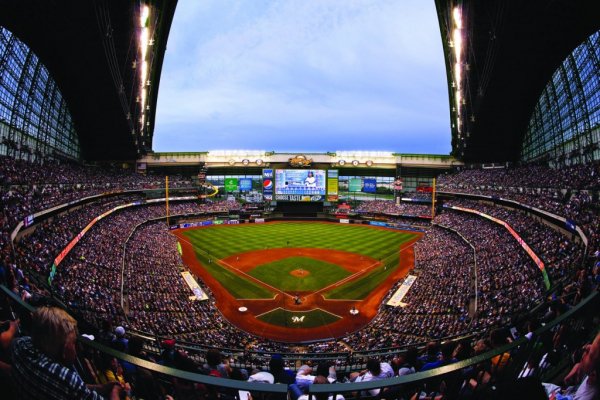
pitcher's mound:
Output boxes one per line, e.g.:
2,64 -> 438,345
290,269 -> 310,278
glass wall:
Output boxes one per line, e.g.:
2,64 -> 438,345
0,26 -> 80,160
521,31 -> 600,165
338,175 -> 394,202
206,174 -> 263,201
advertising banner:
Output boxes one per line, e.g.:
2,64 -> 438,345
239,178 -> 252,191
275,194 -> 324,202
263,169 -> 273,201
363,178 -> 377,193
327,169 -> 339,201
349,178 -> 362,192
224,178 -> 238,192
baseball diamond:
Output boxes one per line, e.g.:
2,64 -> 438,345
174,221 -> 421,342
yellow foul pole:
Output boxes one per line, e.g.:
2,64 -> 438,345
166,176 -> 170,226
431,177 -> 436,219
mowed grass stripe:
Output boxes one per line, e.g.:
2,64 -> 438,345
184,223 -> 417,260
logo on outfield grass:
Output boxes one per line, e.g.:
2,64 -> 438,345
291,316 -> 305,323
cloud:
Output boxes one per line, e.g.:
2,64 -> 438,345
154,0 -> 450,153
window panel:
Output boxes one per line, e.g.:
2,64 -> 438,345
0,26 -> 80,159
521,31 -> 600,163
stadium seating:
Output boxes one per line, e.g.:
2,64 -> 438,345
1,159 -> 599,399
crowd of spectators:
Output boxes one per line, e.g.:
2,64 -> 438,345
0,156 -> 191,230
338,226 -> 475,351
355,200 -> 431,217
435,210 -> 546,330
52,202 -> 216,329
444,198 -> 584,282
0,157 -> 195,308
437,163 -> 600,191
437,163 -> 600,256
1,156 -> 599,399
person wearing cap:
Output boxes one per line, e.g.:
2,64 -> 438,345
160,339 -> 177,367
112,326 -> 129,352
11,306 -> 122,399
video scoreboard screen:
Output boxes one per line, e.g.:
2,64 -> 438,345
275,169 -> 326,201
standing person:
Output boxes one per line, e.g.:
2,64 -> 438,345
11,306 -> 122,399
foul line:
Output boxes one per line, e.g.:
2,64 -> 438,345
316,240 -> 418,298
174,233 -> 294,300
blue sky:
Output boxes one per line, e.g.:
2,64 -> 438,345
153,0 -> 451,154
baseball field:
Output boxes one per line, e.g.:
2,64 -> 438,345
174,221 -> 421,342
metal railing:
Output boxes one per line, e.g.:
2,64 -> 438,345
2,284 -> 597,399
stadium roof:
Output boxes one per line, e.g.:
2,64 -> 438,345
436,0 -> 599,163
0,0 -> 177,161
1,1 -> 597,163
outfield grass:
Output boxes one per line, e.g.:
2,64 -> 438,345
257,308 -> 341,328
182,222 -> 418,300
248,256 -> 351,292
184,222 -> 416,259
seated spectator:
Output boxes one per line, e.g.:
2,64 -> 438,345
392,348 -> 417,376
112,326 -> 128,352
298,375 -> 345,400
203,348 -> 230,378
10,306 -> 122,399
544,332 -> 600,399
315,362 -> 337,383
350,358 -> 394,396
296,364 -> 316,392
97,355 -> 132,400
421,342 -> 457,371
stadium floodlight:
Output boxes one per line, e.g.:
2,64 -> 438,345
453,7 -> 462,30
453,29 -> 462,61
140,28 -> 149,60
140,60 -> 148,91
140,5 -> 150,28
454,62 -> 461,90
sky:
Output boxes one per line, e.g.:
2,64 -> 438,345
153,0 -> 451,154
